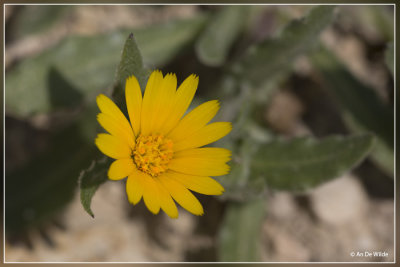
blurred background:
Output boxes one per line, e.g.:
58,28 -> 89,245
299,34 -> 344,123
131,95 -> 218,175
4,5 -> 394,262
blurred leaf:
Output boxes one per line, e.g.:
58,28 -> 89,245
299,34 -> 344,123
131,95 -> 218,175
251,134 -> 374,192
5,15 -> 207,118
137,14 -> 207,66
312,49 -> 393,147
195,6 -> 249,66
79,156 -> 111,218
312,47 -> 394,175
11,6 -> 69,39
5,122 -> 96,233
218,198 -> 266,261
6,32 -> 124,117
112,33 -> 149,107
385,41 -> 394,76
233,5 -> 335,86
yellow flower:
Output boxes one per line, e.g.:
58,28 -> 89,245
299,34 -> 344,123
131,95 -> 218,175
95,70 -> 232,218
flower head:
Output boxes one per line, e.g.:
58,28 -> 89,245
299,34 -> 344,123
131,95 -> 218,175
95,70 -> 232,218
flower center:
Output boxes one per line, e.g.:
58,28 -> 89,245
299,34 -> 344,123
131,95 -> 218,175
132,134 -> 174,177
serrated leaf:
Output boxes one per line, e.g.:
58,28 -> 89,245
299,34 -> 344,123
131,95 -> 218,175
112,33 -> 149,107
218,198 -> 266,262
78,156 -> 111,218
233,5 -> 335,86
195,6 -> 249,66
312,48 -> 394,176
250,134 -> 374,192
5,15 -> 207,118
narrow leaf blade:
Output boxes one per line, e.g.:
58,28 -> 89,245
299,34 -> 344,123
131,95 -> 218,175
218,198 -> 266,262
233,5 -> 335,86
312,48 -> 394,175
137,15 -> 207,66
195,6 -> 249,66
112,33 -> 148,107
251,134 -> 375,191
79,156 -> 111,218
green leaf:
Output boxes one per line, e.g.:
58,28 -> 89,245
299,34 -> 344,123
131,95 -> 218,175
250,134 -> 374,192
5,15 -> 207,118
385,41 -> 394,76
5,32 -> 125,117
137,14 -> 207,67
195,6 -> 249,66
233,5 -> 335,86
78,156 -> 111,218
311,47 -> 394,176
218,198 -> 266,261
112,33 -> 149,107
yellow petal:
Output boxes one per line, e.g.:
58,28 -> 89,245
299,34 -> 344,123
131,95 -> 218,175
174,147 -> 231,161
125,75 -> 142,137
173,122 -> 232,152
159,173 -> 204,216
159,74 -> 199,135
168,100 -> 220,142
151,73 -> 177,134
108,158 -> 135,180
96,94 -> 133,138
140,70 -> 164,136
168,171 -> 224,195
95,133 -> 131,159
169,157 -> 230,177
141,173 -> 161,214
171,147 -> 231,177
126,169 -> 145,204
154,178 -> 179,218
97,113 -> 135,149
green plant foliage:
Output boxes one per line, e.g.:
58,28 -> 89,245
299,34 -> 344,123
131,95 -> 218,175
6,33 -> 123,117
5,6 -> 386,256
79,156 -> 111,218
251,134 -> 375,192
233,5 -> 335,86
137,14 -> 207,66
195,6 -> 249,66
5,15 -> 207,118
218,198 -> 266,261
312,48 -> 394,176
112,33 -> 149,108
